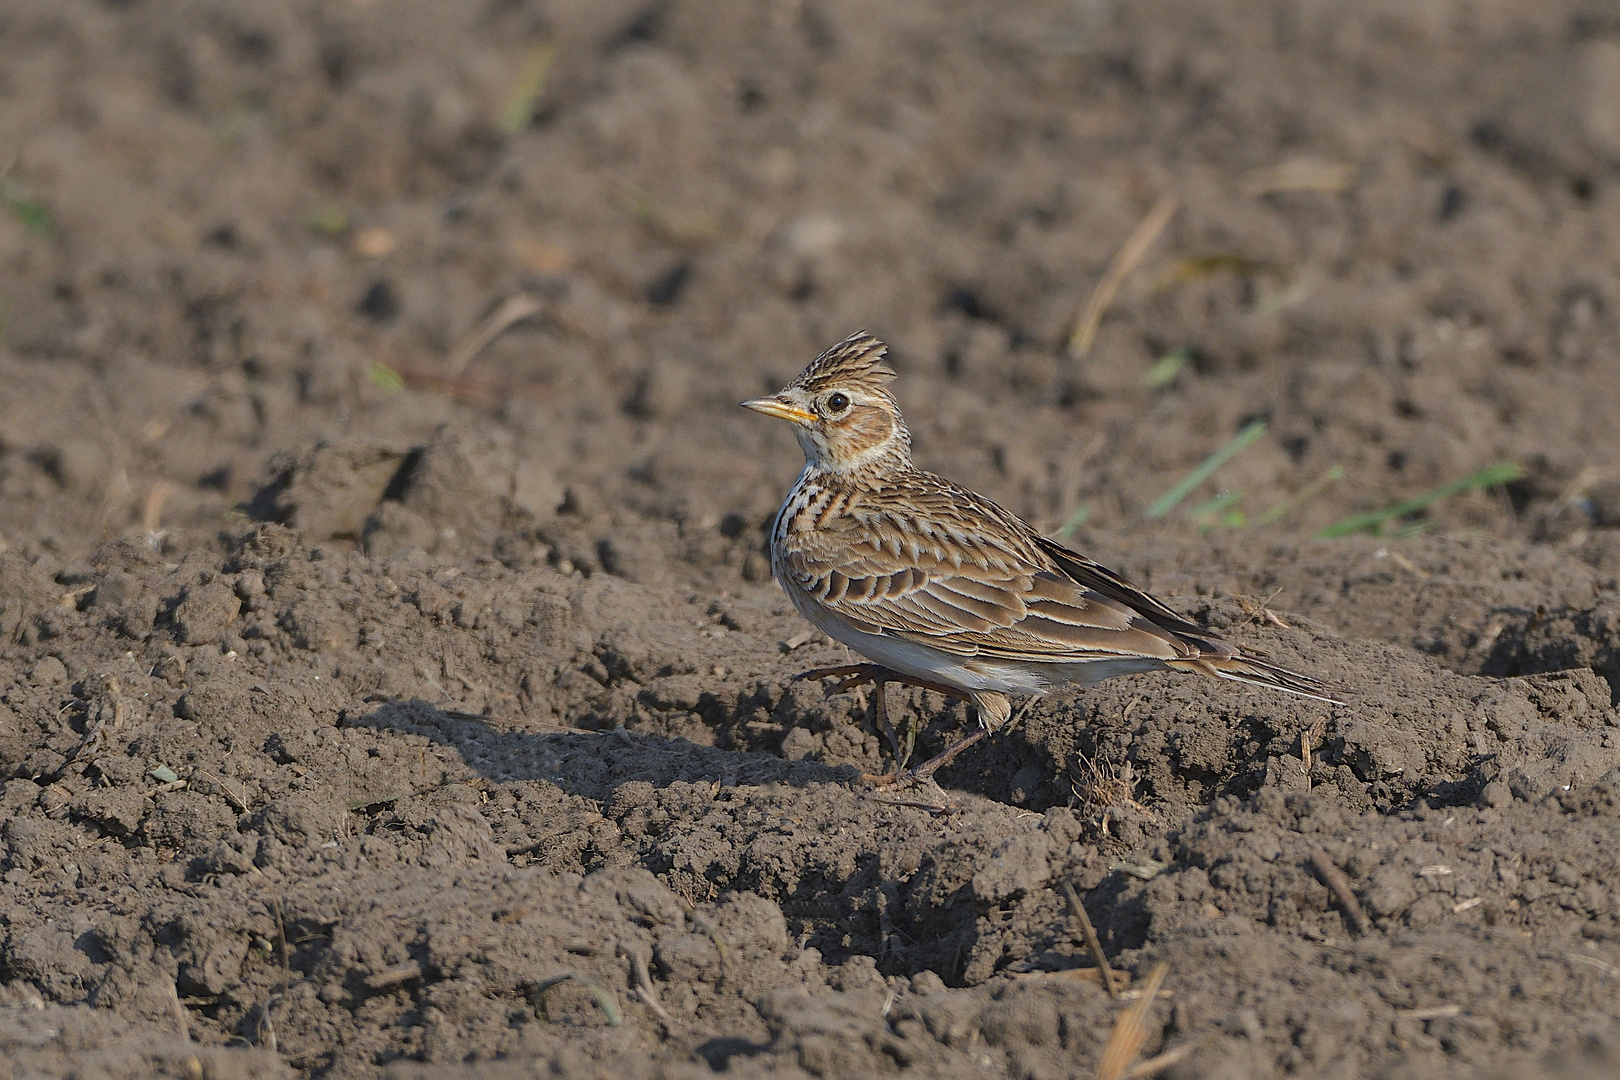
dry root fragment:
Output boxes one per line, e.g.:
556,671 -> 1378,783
1071,752 -> 1155,838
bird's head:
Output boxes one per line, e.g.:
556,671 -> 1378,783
741,332 -> 913,475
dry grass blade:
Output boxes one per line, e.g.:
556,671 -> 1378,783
391,363 -> 554,407
1094,962 -> 1169,1080
1018,967 -> 1133,988
1241,158 -> 1355,196
629,949 -> 670,1023
1068,195 -> 1177,359
683,903 -> 732,989
1061,879 -> 1118,998
1398,1003 -> 1461,1020
446,294 -> 545,376
1121,1038 -> 1204,1079
167,979 -> 190,1042
267,895 -> 290,1053
195,769 -> 248,813
528,972 -> 623,1026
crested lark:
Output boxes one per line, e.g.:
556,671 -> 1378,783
743,332 -> 1342,783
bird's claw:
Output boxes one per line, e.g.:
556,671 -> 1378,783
792,663 -> 886,689
864,728 -> 987,788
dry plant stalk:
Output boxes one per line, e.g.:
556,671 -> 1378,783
142,482 -> 172,534
1240,158 -> 1354,196
1120,1038 -> 1207,1079
195,769 -> 249,813
1311,851 -> 1368,935
1300,716 -> 1327,776
1236,587 -> 1289,628
1068,196 -> 1178,359
1061,879 -> 1119,998
1094,961 -> 1169,1080
629,948 -> 670,1022
446,294 -> 545,376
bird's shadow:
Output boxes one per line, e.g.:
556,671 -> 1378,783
349,696 -> 1036,981
350,689 -> 1069,808
348,697 -> 859,804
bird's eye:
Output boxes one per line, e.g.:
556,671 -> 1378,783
825,392 -> 850,414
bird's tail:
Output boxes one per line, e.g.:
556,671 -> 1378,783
1170,650 -> 1346,706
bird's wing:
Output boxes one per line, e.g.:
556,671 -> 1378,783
779,476 -> 1197,665
1032,535 -> 1225,647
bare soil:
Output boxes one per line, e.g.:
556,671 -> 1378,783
3,1 -> 1620,1077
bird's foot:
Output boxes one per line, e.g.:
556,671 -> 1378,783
859,727 -> 988,789
792,662 -> 887,696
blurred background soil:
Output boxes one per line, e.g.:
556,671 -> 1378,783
2,1 -> 1620,1077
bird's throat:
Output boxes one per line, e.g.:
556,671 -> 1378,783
801,406 -> 913,476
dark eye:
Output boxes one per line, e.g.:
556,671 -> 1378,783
825,392 -> 850,414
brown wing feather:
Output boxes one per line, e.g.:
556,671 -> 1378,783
779,472 -> 1198,665
1033,536 -> 1224,647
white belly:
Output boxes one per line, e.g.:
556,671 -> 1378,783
785,582 -> 1166,696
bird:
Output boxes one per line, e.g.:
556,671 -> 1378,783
741,331 -> 1343,785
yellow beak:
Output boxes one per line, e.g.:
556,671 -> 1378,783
740,396 -> 816,424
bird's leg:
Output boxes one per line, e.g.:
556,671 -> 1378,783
893,693 -> 918,773
901,727 -> 987,783
869,674 -> 908,772
794,664 -> 964,778
871,691 -> 1007,789
873,679 -> 921,774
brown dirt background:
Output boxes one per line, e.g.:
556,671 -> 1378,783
3,1 -> 1620,1077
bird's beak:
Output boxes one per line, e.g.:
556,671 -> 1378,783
740,396 -> 816,425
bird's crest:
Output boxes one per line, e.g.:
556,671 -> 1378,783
788,332 -> 897,394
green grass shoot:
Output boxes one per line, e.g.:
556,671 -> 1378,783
1147,420 -> 1268,518
308,206 -> 350,236
1152,253 -> 1278,294
1316,462 -> 1522,538
2,181 -> 57,239
1188,490 -> 1245,530
1254,465 -> 1344,526
1145,347 -> 1188,388
366,362 -> 405,393
500,41 -> 557,133
1055,503 -> 1091,539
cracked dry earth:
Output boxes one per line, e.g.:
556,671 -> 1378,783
5,0 -> 1620,1078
